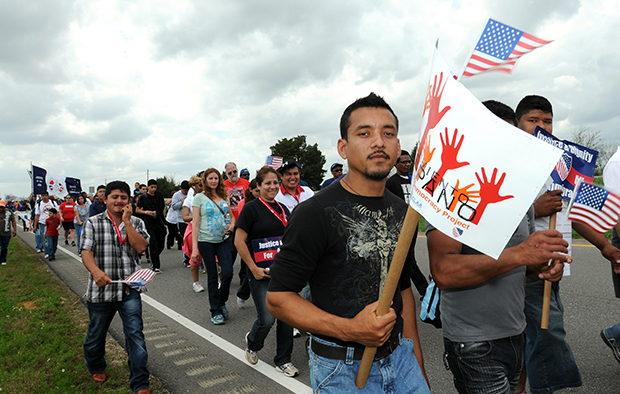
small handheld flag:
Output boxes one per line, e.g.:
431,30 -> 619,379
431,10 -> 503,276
265,156 -> 283,170
111,268 -> 155,287
459,18 -> 552,79
567,182 -> 620,233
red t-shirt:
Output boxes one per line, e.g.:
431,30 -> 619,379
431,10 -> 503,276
45,217 -> 61,236
59,202 -> 76,222
224,178 -> 250,220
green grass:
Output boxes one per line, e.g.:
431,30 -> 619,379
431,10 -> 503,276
0,238 -> 167,393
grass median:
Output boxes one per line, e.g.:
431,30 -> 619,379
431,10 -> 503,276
0,237 -> 168,393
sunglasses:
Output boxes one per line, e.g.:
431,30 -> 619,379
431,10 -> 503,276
227,170 -> 237,175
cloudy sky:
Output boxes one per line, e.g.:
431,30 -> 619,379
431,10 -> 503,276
1,0 -> 618,199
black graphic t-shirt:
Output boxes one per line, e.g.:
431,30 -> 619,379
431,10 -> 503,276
269,182 -> 414,347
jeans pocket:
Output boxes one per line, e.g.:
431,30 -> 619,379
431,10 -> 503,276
310,353 -> 344,391
455,340 -> 493,360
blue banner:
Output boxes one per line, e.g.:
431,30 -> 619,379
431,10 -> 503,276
32,165 -> 82,198
534,127 -> 598,201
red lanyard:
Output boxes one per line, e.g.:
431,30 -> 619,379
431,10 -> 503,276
107,211 -> 128,244
258,197 -> 288,227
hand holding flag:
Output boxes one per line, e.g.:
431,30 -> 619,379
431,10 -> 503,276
111,268 -> 155,287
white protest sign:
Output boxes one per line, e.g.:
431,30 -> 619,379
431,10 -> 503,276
411,48 -> 562,259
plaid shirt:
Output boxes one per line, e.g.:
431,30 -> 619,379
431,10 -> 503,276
82,211 -> 150,303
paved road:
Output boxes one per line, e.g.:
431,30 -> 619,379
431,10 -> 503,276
16,225 -> 620,393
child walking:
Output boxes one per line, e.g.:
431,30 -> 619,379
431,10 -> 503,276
45,208 -> 60,261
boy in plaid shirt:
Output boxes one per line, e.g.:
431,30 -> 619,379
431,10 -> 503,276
81,181 -> 152,394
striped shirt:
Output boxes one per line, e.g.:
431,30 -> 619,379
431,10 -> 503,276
82,211 -> 150,303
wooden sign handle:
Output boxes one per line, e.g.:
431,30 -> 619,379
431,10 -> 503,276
355,206 -> 421,388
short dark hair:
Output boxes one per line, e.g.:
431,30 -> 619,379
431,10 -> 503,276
147,179 -> 157,186
397,150 -> 411,162
105,181 -> 131,198
41,191 -> 49,196
483,100 -> 517,126
97,185 -> 106,191
339,92 -> 399,140
140,184 -> 146,188
515,95 -> 553,121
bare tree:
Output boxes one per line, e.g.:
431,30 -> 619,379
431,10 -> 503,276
571,126 -> 617,175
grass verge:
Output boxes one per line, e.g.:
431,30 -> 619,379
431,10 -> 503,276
0,237 -> 168,393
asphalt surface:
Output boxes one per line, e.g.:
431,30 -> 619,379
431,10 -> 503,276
15,223 -> 620,393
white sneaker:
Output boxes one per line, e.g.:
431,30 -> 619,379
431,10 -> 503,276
245,333 -> 258,364
44,254 -> 49,259
293,328 -> 301,338
192,282 -> 205,293
237,296 -> 246,308
275,362 -> 299,377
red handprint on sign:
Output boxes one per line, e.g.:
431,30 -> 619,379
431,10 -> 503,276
416,134 -> 436,181
416,72 -> 451,169
470,167 -> 514,225
424,128 -> 469,195
448,179 -> 480,212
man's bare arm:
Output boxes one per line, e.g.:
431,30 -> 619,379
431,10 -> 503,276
266,291 -> 396,347
82,250 -> 111,287
428,229 -> 571,290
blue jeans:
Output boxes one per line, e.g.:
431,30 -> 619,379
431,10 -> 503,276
523,279 -> 581,394
0,235 -> 10,263
74,222 -> 83,252
444,335 -> 524,394
197,240 -> 233,317
309,335 -> 430,393
45,235 -> 58,258
247,275 -> 293,366
84,288 -> 149,393
35,224 -> 47,250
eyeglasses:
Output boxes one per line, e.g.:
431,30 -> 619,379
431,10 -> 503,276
227,170 -> 237,175
333,168 -> 343,172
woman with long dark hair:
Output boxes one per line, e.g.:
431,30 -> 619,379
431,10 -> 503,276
73,194 -> 89,256
191,168 -> 234,325
235,167 -> 298,377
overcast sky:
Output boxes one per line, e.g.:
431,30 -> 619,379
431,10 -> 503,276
1,0 -> 618,199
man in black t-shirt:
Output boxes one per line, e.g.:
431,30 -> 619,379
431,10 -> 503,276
267,93 -> 430,393
385,150 -> 428,298
135,179 -> 166,272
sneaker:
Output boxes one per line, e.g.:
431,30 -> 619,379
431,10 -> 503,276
71,241 -> 76,246
44,254 -> 49,259
192,282 -> 204,293
65,240 -> 69,245
275,362 -> 299,377
293,328 -> 301,338
1,262 -> 6,266
49,257 -> 55,261
245,333 -> 258,364
601,329 -> 620,364
211,314 -> 225,325
153,268 -> 162,274
237,296 -> 246,308
222,305 -> 229,319
36,249 -> 43,253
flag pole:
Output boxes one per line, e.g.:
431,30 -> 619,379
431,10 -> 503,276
456,18 -> 489,81
540,212 -> 556,329
355,206 -> 421,388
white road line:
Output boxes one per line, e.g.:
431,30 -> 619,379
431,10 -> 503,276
141,295 -> 312,394
53,239 -> 312,394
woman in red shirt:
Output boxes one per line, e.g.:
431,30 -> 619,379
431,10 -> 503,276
58,195 -> 77,246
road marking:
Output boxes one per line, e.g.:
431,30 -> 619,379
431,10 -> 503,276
141,296 -> 312,394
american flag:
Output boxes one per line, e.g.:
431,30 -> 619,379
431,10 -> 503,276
554,153 -> 572,181
265,156 -> 283,170
461,19 -> 552,78
123,268 -> 155,287
568,183 -> 620,233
